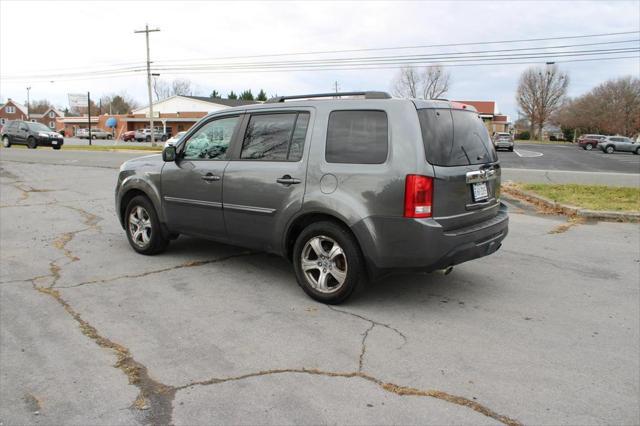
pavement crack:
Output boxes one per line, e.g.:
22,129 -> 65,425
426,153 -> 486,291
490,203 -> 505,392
59,251 -> 256,289
358,323 -> 375,373
177,368 -> 522,426
32,285 -> 176,426
326,305 -> 407,347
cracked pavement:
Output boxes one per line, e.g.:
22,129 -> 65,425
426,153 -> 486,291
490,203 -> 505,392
1,155 -> 639,426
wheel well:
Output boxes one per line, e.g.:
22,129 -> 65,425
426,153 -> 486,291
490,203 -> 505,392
285,213 -> 357,261
119,189 -> 149,224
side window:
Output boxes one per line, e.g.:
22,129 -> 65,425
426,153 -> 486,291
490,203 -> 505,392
326,110 -> 388,164
240,112 -> 310,161
182,116 -> 239,160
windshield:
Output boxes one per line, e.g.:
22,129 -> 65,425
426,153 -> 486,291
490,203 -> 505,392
27,122 -> 52,132
418,108 -> 497,166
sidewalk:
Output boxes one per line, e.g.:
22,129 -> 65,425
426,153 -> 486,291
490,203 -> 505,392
502,168 -> 640,187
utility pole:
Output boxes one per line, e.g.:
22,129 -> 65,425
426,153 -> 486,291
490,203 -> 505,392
135,24 -> 160,146
26,86 -> 31,120
87,92 -> 92,146
333,81 -> 339,93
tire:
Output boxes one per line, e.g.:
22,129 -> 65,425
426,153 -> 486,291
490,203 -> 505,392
107,135 -> 113,140
585,144 -> 593,151
92,134 -> 97,140
605,145 -> 615,154
145,136 -> 151,142
52,145 -> 61,150
124,195 -> 169,255
26,137 -> 37,149
292,221 -> 365,304
508,147 -> 514,152
2,136 -> 10,148
161,135 -> 167,142
634,147 -> 640,155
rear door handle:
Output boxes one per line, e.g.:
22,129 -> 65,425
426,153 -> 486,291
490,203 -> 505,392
201,173 -> 221,182
276,175 -> 301,185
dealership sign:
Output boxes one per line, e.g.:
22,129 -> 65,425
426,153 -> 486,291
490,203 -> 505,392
68,93 -> 88,109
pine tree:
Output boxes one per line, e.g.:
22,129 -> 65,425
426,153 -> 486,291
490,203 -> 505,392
239,90 -> 254,101
256,89 -> 267,101
227,91 -> 238,100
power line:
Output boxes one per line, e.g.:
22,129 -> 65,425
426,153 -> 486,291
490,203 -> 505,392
3,30 -> 638,78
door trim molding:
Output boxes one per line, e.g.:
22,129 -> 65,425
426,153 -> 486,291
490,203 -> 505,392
224,203 -> 276,215
164,196 -> 222,209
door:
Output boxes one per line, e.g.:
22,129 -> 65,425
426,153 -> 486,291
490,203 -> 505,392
15,122 -> 29,143
223,111 -> 312,252
161,115 -> 242,239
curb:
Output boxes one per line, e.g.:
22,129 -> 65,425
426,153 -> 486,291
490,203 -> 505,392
502,186 -> 640,222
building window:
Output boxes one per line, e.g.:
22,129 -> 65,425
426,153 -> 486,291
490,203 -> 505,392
5,106 -> 15,114
31,119 -> 36,122
49,111 -> 55,118
49,121 -> 55,128
0,118 -> 5,125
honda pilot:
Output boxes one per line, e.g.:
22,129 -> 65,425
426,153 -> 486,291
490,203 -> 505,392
115,92 -> 508,304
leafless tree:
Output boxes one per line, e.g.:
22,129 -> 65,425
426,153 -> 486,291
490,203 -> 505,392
100,93 -> 140,114
516,65 -> 569,139
553,76 -> 640,137
392,66 -> 422,98
422,65 -> 451,99
153,78 -> 194,101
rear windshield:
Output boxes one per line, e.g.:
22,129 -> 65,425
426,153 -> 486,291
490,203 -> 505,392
418,108 -> 496,166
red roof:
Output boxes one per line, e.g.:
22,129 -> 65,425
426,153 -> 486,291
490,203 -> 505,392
453,101 -> 495,115
494,115 -> 508,122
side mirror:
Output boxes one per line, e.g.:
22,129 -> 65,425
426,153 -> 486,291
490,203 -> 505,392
162,145 -> 177,162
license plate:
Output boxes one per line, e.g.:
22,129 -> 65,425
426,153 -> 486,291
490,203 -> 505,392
52,141 -> 57,145
472,182 -> 489,202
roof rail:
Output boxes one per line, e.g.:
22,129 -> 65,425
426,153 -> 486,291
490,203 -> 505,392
266,91 -> 391,103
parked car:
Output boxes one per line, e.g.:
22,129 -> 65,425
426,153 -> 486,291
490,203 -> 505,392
1,120 -> 64,150
577,134 -> 606,150
599,136 -> 640,154
492,132 -> 514,151
122,130 -> 137,141
135,128 -> 168,142
115,92 -> 508,304
164,131 -> 187,148
76,128 -> 113,140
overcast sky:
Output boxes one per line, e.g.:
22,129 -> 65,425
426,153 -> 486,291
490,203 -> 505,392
1,1 -> 638,118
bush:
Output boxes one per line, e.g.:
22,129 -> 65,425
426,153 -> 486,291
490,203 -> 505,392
517,131 -> 530,140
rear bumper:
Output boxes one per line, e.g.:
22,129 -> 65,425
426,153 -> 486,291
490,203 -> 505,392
352,203 -> 509,276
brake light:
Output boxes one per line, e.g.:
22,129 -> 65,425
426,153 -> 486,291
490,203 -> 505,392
404,175 -> 433,218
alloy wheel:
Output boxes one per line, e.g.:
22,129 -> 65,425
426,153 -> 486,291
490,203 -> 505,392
300,235 -> 348,294
128,206 -> 152,248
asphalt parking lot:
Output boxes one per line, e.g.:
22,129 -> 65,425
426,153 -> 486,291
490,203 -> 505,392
0,152 -> 639,425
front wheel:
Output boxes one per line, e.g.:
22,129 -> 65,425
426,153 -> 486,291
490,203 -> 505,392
2,136 -> 10,148
27,137 -> 37,149
107,135 -> 113,140
125,195 -> 169,255
91,134 -> 97,140
605,145 -> 615,154
585,144 -> 593,151
634,147 -> 640,155
293,221 -> 365,304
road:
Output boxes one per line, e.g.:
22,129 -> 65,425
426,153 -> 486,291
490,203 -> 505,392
0,153 -> 638,425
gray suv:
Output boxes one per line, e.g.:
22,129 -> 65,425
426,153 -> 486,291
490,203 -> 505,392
115,92 -> 508,304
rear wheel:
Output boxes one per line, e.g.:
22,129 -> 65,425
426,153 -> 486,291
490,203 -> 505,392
107,134 -> 113,140
634,147 -> 640,155
145,136 -> 151,142
293,221 -> 365,304
605,145 -> 615,154
125,195 -> 169,255
585,144 -> 593,151
91,134 -> 97,140
2,136 -> 10,148
26,137 -> 37,149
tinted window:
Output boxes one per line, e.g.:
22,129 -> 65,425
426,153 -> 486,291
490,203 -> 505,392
183,116 -> 239,160
240,112 -> 309,161
418,108 -> 497,166
326,110 -> 388,164
27,122 -> 50,132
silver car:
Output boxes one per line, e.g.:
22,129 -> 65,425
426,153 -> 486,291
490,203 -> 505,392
599,136 -> 640,154
76,128 -> 112,139
492,132 -> 514,152
115,92 -> 508,304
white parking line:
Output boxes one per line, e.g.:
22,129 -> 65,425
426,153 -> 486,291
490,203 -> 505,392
514,149 -> 544,158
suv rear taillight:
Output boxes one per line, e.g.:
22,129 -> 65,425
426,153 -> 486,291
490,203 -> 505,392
404,175 -> 433,218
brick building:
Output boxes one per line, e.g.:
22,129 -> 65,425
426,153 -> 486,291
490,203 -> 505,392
30,107 -> 65,129
0,99 -> 28,128
454,100 -> 511,134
